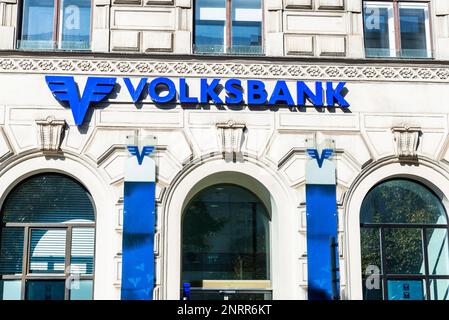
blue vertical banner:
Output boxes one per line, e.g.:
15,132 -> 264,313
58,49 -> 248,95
121,136 -> 157,300
305,142 -> 340,300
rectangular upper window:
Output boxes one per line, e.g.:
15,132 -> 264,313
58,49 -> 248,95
363,1 -> 432,59
18,0 -> 91,51
194,0 -> 263,55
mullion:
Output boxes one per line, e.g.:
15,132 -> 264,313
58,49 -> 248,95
226,0 -> 232,53
21,226 -> 29,300
422,228 -> 431,299
65,226 -> 72,300
393,0 -> 401,57
379,227 -> 388,300
52,0 -> 58,49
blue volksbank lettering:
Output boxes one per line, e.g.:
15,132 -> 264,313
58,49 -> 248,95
122,77 -> 349,107
46,75 -> 349,126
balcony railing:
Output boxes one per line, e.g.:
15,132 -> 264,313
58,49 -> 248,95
365,48 -> 433,59
17,40 -> 90,51
194,44 -> 264,56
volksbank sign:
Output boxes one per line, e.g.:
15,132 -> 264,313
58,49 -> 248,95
45,76 -> 350,126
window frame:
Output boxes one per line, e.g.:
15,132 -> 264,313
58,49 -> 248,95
0,173 -> 96,300
360,178 -> 449,300
363,0 -> 433,59
0,222 -> 96,300
361,223 -> 449,300
16,0 -> 93,51
180,183 -> 272,299
193,0 -> 265,55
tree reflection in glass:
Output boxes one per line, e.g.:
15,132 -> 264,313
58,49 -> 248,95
360,179 -> 449,300
182,184 -> 270,283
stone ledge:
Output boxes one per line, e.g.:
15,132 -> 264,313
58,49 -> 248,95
0,56 -> 448,82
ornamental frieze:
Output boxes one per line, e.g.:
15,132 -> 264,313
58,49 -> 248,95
0,57 -> 448,82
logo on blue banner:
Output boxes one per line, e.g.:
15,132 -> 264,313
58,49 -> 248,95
46,76 -> 350,126
45,76 -> 116,125
127,146 -> 155,165
306,148 -> 334,168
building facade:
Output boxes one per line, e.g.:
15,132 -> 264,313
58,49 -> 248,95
0,0 -> 449,300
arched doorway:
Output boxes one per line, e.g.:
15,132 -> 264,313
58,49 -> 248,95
181,184 -> 271,300
360,178 -> 449,300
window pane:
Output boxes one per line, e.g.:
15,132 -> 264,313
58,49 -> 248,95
399,5 -> 429,58
187,290 -> 271,300
0,280 -> 22,300
60,0 -> 91,50
71,228 -> 94,275
228,292 -> 271,300
29,229 -> 66,274
384,228 -> 424,275
361,179 -> 447,224
20,0 -> 55,49
26,280 -> 65,300
430,279 -> 449,300
70,279 -> 93,300
182,185 -> 270,282
387,279 -> 425,300
360,228 -> 381,274
194,0 -> 226,53
0,228 -> 24,275
362,277 -> 383,300
363,3 -> 395,57
2,173 -> 95,223
231,0 -> 262,54
426,229 -> 449,275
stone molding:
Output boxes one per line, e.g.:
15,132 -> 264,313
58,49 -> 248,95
1,56 -> 449,82
35,116 -> 66,152
216,120 -> 246,162
391,125 -> 422,159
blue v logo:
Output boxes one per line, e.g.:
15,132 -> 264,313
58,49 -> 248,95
45,76 -> 116,125
127,146 -> 155,165
306,148 -> 334,168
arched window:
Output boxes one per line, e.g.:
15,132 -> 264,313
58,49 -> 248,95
182,184 -> 270,300
0,173 -> 95,300
360,179 -> 449,300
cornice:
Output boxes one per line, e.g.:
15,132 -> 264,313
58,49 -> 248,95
0,54 -> 449,82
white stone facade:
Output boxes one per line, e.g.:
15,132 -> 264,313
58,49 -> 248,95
0,0 -> 448,300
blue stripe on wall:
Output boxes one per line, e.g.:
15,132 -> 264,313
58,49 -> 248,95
121,181 -> 156,300
306,183 -> 339,300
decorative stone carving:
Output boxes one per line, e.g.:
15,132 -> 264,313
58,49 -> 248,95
391,125 -> 422,159
216,120 -> 246,162
0,56 -> 449,82
36,116 -> 66,152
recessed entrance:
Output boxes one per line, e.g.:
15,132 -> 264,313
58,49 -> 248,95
181,184 -> 271,300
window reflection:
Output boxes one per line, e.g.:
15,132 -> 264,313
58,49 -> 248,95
360,179 -> 449,300
430,279 -> 449,300
20,0 -> 55,49
231,0 -> 262,54
383,228 -> 424,275
363,1 -> 431,59
19,0 -> 91,50
25,280 -> 65,300
363,3 -> 394,57
60,0 -> 91,50
182,184 -> 270,283
399,6 -> 428,58
194,0 -> 226,54
0,173 -> 95,300
194,0 -> 263,55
